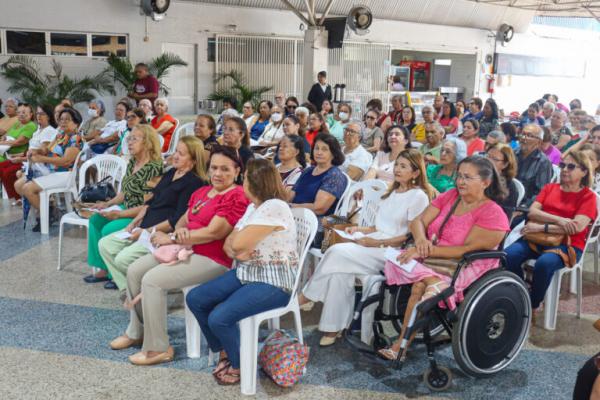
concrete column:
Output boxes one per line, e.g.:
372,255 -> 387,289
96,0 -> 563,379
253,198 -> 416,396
302,26 -> 328,101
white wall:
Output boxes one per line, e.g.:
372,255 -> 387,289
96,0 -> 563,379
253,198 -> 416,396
0,0 -> 497,118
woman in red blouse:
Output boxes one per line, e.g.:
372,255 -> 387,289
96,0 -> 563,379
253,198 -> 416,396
305,112 -> 330,147
461,119 -> 485,156
151,97 -> 177,152
109,145 -> 249,366
506,150 -> 598,314
439,101 -> 459,135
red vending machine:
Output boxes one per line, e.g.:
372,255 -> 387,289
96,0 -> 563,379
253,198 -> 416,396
399,60 -> 431,91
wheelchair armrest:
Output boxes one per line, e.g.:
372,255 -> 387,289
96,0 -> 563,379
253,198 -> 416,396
462,250 -> 507,264
515,206 -> 529,214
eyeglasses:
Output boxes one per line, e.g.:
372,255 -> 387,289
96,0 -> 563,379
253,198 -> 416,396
455,173 -> 481,182
559,162 -> 583,171
520,132 -> 540,140
286,105 -> 297,109
344,128 -> 360,136
441,148 -> 455,155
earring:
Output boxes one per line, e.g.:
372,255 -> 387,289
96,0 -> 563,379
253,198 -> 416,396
411,178 -> 416,185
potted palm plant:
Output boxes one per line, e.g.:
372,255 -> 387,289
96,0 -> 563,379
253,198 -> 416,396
209,70 -> 272,112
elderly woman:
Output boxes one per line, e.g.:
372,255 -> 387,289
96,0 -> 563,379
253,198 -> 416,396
15,108 -> 83,231
249,100 -> 272,141
85,101 -> 130,156
222,116 -> 254,168
362,109 -> 384,154
300,149 -> 433,346
329,102 -> 352,143
241,102 -> 257,129
138,99 -> 154,123
426,137 -> 467,194
484,130 -> 506,152
84,125 -> 164,286
439,101 -> 460,135
256,104 -> 285,148
420,121 -> 445,164
461,119 -> 485,156
295,106 -> 310,133
0,103 -> 37,204
79,99 -> 108,139
116,108 -> 146,156
109,146 -> 249,366
0,98 -> 19,136
486,143 -> 519,219
290,133 -> 347,218
550,110 -> 574,150
341,121 -> 373,181
151,98 -> 177,152
98,137 -> 207,292
194,114 -> 218,156
379,156 -> 509,360
276,134 -> 306,192
363,125 -> 411,184
186,158 -> 296,384
505,151 -> 597,316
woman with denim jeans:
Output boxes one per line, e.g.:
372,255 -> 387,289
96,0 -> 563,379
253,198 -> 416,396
186,158 -> 298,386
505,151 -> 597,320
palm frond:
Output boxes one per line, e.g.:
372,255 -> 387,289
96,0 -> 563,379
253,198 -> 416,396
150,52 -> 187,80
207,89 -> 237,102
104,53 -> 135,90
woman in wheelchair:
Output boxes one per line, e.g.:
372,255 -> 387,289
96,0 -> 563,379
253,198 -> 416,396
505,151 -> 597,317
378,156 -> 510,360
299,149 -> 434,347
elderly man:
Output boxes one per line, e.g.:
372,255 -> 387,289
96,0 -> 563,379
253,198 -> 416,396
485,130 -> 506,151
549,110 -> 573,150
461,97 -> 483,123
433,94 -> 444,120
380,95 -> 403,133
515,124 -> 553,208
411,105 -> 436,144
274,91 -> 286,109
541,102 -> 555,125
129,63 -> 159,107
341,121 -> 373,180
419,121 -> 445,164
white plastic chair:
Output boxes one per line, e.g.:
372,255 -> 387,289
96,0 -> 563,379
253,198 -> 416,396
239,207 -> 318,395
56,155 -> 128,270
551,164 -> 560,183
523,192 -> 600,330
513,178 -> 525,206
39,152 -> 82,235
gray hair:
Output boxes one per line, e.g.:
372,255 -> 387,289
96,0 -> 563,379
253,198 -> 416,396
445,137 -> 467,162
222,108 -> 239,118
427,120 -> 445,136
391,94 -> 403,102
543,101 -> 555,112
346,120 -> 364,138
154,97 -> 169,108
553,109 -> 567,122
295,106 -> 309,116
422,105 -> 434,115
4,98 -> 18,107
487,130 -> 506,143
89,98 -> 106,115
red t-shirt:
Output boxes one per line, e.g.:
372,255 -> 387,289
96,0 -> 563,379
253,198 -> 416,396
465,137 -> 485,156
186,185 -> 250,268
305,130 -> 319,147
439,116 -> 459,134
535,183 -> 598,250
152,114 -> 177,152
133,75 -> 159,105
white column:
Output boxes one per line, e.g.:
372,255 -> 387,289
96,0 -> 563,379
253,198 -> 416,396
302,26 -> 329,101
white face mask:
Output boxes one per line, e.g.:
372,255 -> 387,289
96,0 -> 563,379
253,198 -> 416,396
271,112 -> 282,122
339,112 -> 349,121
87,108 -> 98,118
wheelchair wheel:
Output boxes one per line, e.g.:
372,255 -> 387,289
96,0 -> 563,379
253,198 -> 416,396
423,366 -> 452,391
390,284 -> 445,340
452,269 -> 531,377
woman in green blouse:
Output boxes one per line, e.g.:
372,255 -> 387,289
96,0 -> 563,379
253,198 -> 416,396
426,137 -> 467,194
0,103 -> 36,162
84,125 -> 163,286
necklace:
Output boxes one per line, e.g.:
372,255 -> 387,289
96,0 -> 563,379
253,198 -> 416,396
191,194 -> 212,214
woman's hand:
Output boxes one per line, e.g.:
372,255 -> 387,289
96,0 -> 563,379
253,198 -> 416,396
556,218 -> 579,235
151,231 -> 173,247
102,210 -> 121,221
397,247 -> 419,264
415,238 -> 434,258
95,201 -> 109,210
345,226 -> 361,234
522,222 -> 543,234
30,154 -> 43,163
174,227 -> 191,243
353,189 -> 363,201
424,155 -> 438,164
355,237 -> 380,248
128,228 -> 143,241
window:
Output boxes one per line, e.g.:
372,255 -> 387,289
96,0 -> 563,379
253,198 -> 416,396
50,33 -> 87,56
92,35 -> 127,57
6,30 -> 45,55
207,38 -> 215,62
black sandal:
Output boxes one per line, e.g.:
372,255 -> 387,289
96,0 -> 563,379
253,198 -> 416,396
215,366 -> 240,386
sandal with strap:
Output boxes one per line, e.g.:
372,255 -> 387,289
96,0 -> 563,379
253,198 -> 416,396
377,347 -> 399,361
421,281 -> 450,301
215,366 -> 240,386
212,354 -> 230,377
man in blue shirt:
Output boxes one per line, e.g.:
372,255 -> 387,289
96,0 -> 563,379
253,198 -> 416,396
461,97 -> 483,123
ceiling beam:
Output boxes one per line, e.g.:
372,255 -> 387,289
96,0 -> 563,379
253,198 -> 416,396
280,0 -> 312,26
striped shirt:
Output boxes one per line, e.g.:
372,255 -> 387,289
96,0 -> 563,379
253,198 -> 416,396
235,199 -> 298,292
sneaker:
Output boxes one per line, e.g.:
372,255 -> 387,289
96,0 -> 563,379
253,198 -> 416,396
32,219 -> 41,232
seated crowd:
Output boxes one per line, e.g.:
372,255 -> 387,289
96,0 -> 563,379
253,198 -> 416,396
1,87 -> 600,390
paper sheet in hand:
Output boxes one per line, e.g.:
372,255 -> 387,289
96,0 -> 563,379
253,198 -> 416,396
115,231 -> 132,240
503,220 -> 525,248
137,229 -> 156,252
82,205 -> 123,213
384,247 -> 417,273
333,229 -> 365,241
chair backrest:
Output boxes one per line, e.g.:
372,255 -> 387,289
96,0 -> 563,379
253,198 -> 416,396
157,134 -> 165,150
78,154 -> 128,193
164,118 -> 182,155
290,207 -> 318,298
178,122 -> 195,137
65,150 -> 84,191
334,172 -> 354,215
513,178 -> 525,206
551,164 -> 560,183
581,191 -> 600,253
338,179 -> 388,225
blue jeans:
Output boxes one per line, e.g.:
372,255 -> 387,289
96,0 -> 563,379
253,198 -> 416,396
505,238 -> 582,309
185,269 -> 290,369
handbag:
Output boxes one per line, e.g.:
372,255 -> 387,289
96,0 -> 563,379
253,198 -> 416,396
258,330 -> 309,388
78,175 -> 116,203
523,222 -> 577,268
320,208 -> 362,253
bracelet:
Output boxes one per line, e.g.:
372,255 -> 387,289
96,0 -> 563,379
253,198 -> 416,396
544,223 -> 549,233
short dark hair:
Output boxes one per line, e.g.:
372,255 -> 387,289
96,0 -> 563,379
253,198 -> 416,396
285,96 -> 299,106
245,158 -> 287,202
134,63 -> 149,70
528,102 -> 540,112
366,98 -> 383,111
130,107 -> 147,122
59,107 -> 83,126
458,155 -> 507,203
301,102 -> 317,114
281,134 -> 307,169
258,100 -> 273,110
225,116 -> 250,147
501,122 -> 517,141
318,71 -> 327,78
471,97 -> 483,110
311,133 -> 345,166
464,118 -> 479,131
223,96 -> 238,110
197,114 -> 216,136
443,101 -> 457,119
381,124 -> 411,153
116,101 -> 131,113
209,144 -> 244,184
39,104 -> 57,128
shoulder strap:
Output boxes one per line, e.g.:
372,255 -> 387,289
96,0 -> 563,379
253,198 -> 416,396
434,196 -> 461,244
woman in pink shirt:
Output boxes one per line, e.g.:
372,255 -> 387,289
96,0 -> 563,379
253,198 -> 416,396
439,101 -> 459,135
461,119 -> 486,156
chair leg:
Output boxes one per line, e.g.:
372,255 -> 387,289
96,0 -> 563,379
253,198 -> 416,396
570,266 -> 578,295
40,191 -> 50,235
65,192 -> 73,213
293,305 -> 304,345
577,267 -> 582,319
594,241 -> 599,285
240,316 -> 259,396
543,273 -> 562,331
184,292 -> 202,359
268,317 -> 280,330
57,220 -> 65,270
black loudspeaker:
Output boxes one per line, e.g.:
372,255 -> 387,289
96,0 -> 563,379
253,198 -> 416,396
323,18 -> 346,49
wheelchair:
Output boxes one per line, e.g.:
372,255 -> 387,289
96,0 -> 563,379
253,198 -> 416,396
345,250 -> 532,391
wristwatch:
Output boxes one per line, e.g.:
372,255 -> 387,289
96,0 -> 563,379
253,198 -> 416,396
169,233 -> 177,242
544,223 -> 549,233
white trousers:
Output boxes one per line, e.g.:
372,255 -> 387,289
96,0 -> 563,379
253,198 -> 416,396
303,243 -> 387,334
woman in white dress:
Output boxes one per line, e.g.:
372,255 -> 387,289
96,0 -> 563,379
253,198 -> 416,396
299,148 -> 433,346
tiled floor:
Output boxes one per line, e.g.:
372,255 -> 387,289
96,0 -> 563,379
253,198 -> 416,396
0,199 -> 598,399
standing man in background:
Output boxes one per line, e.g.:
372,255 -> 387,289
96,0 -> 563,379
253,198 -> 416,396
308,71 -> 332,112
129,63 -> 159,107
